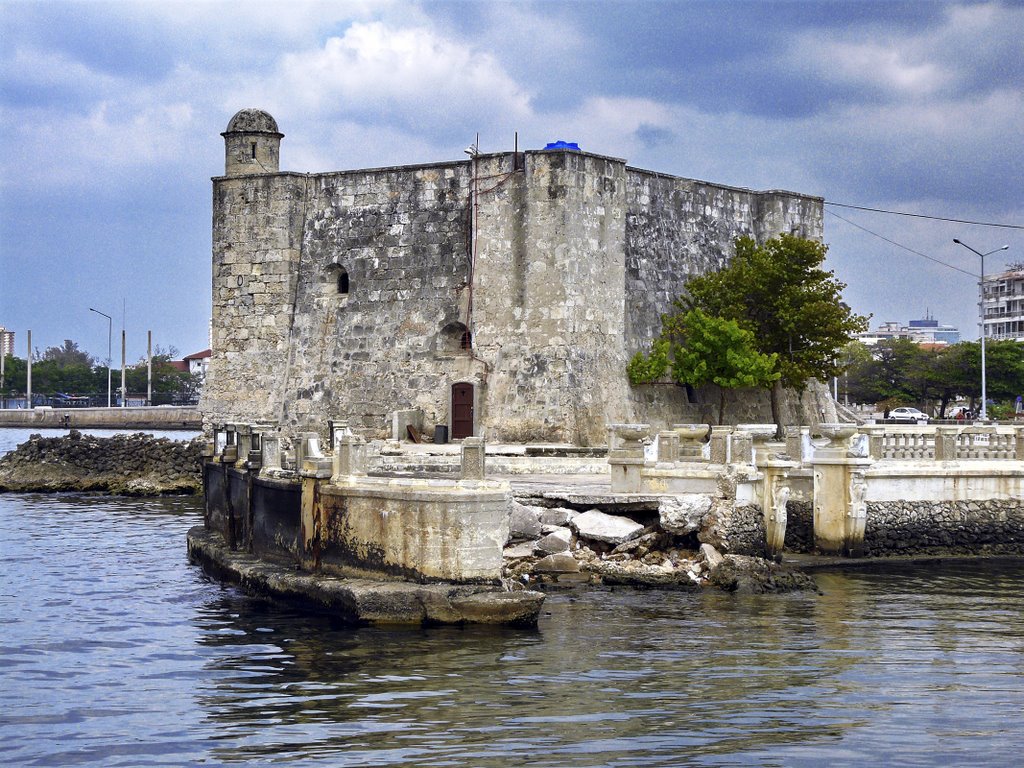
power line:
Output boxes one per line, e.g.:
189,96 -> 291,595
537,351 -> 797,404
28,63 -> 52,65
825,209 -> 977,277
824,201 -> 1024,230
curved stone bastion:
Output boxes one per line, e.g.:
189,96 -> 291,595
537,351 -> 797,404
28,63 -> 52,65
190,427 -> 544,627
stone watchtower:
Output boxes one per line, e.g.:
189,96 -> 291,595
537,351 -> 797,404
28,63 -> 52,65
221,108 -> 283,176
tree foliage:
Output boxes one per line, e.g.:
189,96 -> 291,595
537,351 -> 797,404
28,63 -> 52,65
683,235 -> 869,388
671,234 -> 868,429
629,308 -> 779,423
2,340 -> 200,404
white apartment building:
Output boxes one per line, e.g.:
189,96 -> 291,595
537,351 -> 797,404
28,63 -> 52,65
0,327 -> 14,358
982,265 -> 1024,342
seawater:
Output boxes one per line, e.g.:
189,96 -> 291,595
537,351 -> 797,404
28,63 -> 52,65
1,430 -> 1023,766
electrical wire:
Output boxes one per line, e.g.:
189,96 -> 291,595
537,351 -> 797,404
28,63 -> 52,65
825,209 -> 977,277
824,201 -> 1023,230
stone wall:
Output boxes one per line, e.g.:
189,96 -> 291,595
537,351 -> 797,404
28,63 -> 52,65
203,172 -> 307,427
623,169 -> 823,357
784,500 -> 815,553
473,151 -> 633,445
865,500 -> 1024,556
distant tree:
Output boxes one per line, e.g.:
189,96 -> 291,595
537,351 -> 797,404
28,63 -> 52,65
629,308 -> 779,424
2,355 -> 27,396
845,339 -> 1024,417
681,234 -> 869,432
42,340 -> 94,367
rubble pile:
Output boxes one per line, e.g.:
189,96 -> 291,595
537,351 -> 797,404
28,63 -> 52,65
503,495 -> 817,594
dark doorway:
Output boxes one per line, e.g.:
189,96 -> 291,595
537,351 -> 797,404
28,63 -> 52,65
451,383 -> 474,439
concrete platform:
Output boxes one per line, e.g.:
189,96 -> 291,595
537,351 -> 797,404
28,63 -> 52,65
187,525 -> 545,627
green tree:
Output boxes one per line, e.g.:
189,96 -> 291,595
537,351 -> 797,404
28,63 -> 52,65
681,234 -> 869,431
42,340 -> 94,367
2,355 -> 27,397
630,308 -> 779,424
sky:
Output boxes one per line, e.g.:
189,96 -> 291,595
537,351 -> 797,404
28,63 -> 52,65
1,0 -> 1022,365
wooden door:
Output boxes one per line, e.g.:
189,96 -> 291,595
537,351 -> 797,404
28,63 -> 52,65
451,383 -> 474,439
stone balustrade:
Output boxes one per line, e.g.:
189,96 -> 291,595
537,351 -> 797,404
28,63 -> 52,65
861,424 -> 1024,462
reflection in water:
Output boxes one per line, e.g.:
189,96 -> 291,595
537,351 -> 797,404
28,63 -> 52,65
2,492 -> 1023,767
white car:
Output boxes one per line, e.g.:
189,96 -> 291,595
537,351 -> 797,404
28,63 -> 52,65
889,407 -> 929,423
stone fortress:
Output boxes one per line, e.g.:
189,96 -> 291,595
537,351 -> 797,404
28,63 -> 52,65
202,108 -> 832,445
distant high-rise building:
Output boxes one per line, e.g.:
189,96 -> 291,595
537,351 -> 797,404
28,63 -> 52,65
981,264 -> 1024,343
0,327 -> 14,358
855,313 -> 960,346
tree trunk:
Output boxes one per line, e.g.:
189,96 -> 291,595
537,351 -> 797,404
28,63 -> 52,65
770,380 -> 784,439
718,386 -> 726,426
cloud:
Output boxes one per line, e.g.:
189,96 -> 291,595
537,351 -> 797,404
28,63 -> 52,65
786,1 -> 1024,103
265,21 -> 533,129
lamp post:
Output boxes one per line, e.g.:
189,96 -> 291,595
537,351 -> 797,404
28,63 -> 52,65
953,239 -> 1010,421
89,307 -> 113,408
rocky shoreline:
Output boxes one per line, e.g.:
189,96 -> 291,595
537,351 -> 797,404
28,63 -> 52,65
0,430 -> 203,495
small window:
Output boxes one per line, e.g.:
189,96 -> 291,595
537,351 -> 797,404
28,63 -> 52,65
251,142 -> 257,159
337,268 -> 350,294
439,322 -> 470,354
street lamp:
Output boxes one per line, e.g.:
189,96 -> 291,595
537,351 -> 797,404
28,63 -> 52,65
953,239 -> 1010,421
89,307 -> 113,408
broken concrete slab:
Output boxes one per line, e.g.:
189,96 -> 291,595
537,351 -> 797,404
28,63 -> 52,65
570,508 -> 645,545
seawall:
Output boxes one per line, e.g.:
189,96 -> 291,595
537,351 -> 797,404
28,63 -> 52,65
0,406 -> 201,430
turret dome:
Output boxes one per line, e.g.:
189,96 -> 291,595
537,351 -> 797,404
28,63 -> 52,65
224,108 -> 281,135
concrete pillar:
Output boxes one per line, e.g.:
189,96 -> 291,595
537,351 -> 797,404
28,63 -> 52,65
709,426 -> 733,465
261,435 -> 282,472
461,436 -> 486,480
332,434 -> 367,481
221,425 -> 238,464
860,425 -> 886,460
1014,426 -> 1024,460
784,426 -> 803,465
328,419 -> 350,451
234,424 -> 254,468
299,451 -> 333,574
657,430 -> 679,463
731,432 -> 753,466
934,426 -> 959,462
294,432 -> 323,469
608,423 -> 648,493
810,425 -> 872,555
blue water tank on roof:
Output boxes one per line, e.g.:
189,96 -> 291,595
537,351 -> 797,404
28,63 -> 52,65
542,140 -> 581,151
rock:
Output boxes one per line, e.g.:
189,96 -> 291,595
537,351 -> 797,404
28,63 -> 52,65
707,554 -> 818,594
509,501 -> 544,541
659,494 -> 713,535
503,542 -> 537,559
699,543 -> 725,569
539,507 -> 577,526
533,553 -> 581,573
570,508 -> 644,545
535,527 -> 572,555
588,560 -> 697,588
0,432 -> 202,495
612,531 -> 660,555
